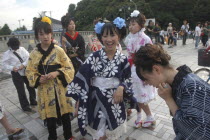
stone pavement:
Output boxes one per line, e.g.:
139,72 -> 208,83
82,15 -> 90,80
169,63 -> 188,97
0,39 -> 203,140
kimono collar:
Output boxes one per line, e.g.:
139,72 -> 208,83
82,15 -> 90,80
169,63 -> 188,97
171,65 -> 192,100
37,43 -> 54,65
65,32 -> 79,40
101,48 -> 120,60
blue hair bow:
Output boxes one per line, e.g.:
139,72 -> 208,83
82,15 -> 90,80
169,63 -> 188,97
113,17 -> 126,29
94,22 -> 105,34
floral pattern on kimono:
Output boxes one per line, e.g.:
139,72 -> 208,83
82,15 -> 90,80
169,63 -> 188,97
66,49 -> 132,136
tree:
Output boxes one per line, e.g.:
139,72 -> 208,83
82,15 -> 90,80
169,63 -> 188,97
0,24 -> 11,35
15,25 -> 27,31
68,4 -> 76,17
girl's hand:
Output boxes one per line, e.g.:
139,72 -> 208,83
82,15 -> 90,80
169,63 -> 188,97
158,83 -> 173,101
46,71 -> 60,80
113,86 -> 124,104
40,75 -> 48,84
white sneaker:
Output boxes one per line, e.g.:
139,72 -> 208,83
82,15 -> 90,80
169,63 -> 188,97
142,116 -> 156,127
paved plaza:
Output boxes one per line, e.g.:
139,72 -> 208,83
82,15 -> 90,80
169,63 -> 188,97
0,39 -> 204,140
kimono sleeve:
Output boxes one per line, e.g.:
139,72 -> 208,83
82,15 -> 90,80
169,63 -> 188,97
119,57 -> 133,97
25,51 -> 41,88
172,80 -> 210,139
56,47 -> 75,87
76,34 -> 85,59
66,54 -> 92,101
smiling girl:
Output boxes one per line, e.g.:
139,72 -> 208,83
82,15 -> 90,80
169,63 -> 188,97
66,17 -> 132,140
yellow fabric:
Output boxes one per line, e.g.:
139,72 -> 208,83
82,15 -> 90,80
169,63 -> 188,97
26,45 -> 75,120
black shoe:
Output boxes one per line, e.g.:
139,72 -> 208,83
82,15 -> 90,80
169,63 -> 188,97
30,101 -> 37,106
23,107 -> 32,112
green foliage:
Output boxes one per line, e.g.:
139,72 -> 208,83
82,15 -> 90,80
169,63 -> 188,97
15,25 -> 27,31
0,24 -> 11,35
68,4 -> 76,17
68,0 -> 210,30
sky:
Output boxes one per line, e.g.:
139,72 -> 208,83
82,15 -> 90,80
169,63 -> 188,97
0,0 -> 81,30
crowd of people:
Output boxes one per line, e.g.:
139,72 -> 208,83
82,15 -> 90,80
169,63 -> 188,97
1,9 -> 210,140
145,19 -> 210,49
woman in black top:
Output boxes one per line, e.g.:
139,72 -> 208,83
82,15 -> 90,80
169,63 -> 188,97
62,17 -> 85,73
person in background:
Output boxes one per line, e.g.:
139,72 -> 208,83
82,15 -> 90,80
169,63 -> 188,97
159,30 -> 165,45
167,23 -> 173,48
124,10 -> 157,128
66,17 -> 131,140
195,22 -> 201,49
181,20 -> 189,45
62,17 -> 85,73
2,37 -> 37,112
134,43 -> 210,140
146,20 -> 154,40
0,101 -> 24,137
172,27 -> 177,46
87,18 -> 103,53
153,22 -> 161,43
201,21 -> 209,47
26,16 -> 75,140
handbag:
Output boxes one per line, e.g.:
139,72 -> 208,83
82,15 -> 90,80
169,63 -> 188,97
198,49 -> 210,66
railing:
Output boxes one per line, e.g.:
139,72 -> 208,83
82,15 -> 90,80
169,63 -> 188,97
0,31 -> 94,42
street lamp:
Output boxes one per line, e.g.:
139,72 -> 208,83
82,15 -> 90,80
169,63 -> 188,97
18,19 -> 24,28
130,0 -> 137,10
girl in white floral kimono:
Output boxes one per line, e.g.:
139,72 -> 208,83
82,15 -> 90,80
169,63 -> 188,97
124,10 -> 157,128
66,17 -> 132,140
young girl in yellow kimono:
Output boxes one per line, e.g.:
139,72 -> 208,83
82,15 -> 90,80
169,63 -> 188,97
26,17 -> 75,140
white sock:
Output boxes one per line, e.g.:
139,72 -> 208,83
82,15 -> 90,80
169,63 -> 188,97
136,112 -> 142,122
146,115 -> 154,121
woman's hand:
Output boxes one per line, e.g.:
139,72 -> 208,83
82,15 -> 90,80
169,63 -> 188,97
39,75 -> 48,84
13,67 -> 19,72
158,83 -> 178,116
113,86 -> 124,104
62,36 -> 67,43
158,83 -> 173,101
46,71 -> 60,80
69,53 -> 78,58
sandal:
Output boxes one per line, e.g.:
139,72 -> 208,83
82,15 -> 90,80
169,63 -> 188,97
134,120 -> 142,128
142,120 -> 156,127
7,128 -> 24,137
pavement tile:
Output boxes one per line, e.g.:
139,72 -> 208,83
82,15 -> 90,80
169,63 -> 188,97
0,39 -> 201,139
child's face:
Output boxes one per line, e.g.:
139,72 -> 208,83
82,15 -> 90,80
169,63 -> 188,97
129,21 -> 141,34
67,20 -> 75,31
101,29 -> 119,52
38,29 -> 52,46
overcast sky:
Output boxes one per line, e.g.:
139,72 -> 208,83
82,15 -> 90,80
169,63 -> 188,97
0,0 -> 81,30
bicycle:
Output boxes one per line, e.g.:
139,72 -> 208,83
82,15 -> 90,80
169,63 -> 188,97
194,67 -> 210,84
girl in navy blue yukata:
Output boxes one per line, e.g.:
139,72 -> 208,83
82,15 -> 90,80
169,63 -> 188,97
134,43 -> 210,140
66,17 -> 133,139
